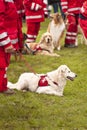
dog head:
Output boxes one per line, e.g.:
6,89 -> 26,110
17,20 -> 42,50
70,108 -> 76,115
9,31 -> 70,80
58,65 -> 77,81
40,32 -> 53,46
49,13 -> 63,25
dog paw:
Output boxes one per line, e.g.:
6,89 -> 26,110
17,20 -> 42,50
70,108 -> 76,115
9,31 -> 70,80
55,54 -> 60,57
57,47 -> 61,51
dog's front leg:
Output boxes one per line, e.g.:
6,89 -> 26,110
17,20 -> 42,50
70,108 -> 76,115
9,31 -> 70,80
36,87 -> 63,96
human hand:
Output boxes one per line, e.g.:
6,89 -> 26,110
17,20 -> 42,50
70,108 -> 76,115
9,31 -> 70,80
5,45 -> 16,53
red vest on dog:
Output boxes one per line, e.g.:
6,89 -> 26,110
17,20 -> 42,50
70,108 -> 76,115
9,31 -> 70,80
38,76 -> 48,87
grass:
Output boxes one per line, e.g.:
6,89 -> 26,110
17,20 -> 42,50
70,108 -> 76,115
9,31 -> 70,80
0,18 -> 87,130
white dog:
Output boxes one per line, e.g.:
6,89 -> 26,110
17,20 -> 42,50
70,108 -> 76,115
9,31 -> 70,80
7,65 -> 77,96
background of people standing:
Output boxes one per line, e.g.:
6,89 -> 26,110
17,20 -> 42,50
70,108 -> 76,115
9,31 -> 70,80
61,0 -> 86,48
14,0 -> 25,51
79,1 -> 87,39
48,0 -> 65,19
23,0 -> 48,43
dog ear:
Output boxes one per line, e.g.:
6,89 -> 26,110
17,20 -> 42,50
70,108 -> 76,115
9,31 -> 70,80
39,34 -> 45,44
49,13 -> 56,20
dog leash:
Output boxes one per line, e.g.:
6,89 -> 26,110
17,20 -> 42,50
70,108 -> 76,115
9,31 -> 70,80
24,43 -> 36,55
15,50 -> 37,74
25,43 -> 51,54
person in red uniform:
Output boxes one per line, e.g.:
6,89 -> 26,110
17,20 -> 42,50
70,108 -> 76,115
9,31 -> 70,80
23,0 -> 48,43
79,1 -> 87,39
61,0 -> 85,47
14,0 -> 25,50
0,0 -> 20,94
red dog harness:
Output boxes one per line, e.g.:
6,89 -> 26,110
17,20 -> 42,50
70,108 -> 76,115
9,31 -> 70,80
38,75 -> 58,87
38,75 -> 48,87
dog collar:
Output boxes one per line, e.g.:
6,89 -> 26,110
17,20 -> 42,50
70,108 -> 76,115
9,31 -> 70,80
34,45 -> 51,54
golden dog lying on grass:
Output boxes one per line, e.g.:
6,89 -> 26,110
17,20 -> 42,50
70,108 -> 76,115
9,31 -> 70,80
24,32 -> 59,57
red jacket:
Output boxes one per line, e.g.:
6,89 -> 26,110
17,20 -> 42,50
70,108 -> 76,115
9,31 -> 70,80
14,0 -> 25,20
14,0 -> 25,49
0,0 -> 19,50
61,0 -> 86,14
80,1 -> 87,18
0,0 -> 19,67
24,0 -> 47,22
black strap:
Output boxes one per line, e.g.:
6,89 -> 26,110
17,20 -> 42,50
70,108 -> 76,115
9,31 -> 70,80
79,14 -> 87,20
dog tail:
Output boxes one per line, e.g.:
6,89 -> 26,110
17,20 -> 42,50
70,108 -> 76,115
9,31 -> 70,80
7,81 -> 18,90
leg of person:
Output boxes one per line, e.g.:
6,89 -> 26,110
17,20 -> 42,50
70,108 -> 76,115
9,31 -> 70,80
24,22 -> 40,54
64,15 -> 78,48
0,68 -> 14,94
26,22 -> 37,43
0,50 -> 14,94
0,68 -> 7,92
79,18 -> 87,39
58,1 -> 66,20
34,22 -> 40,39
52,3 -> 58,13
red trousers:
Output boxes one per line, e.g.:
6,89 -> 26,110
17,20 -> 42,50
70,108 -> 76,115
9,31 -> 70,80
26,22 -> 40,43
0,47 -> 11,92
18,18 -> 23,49
79,18 -> 87,39
65,14 -> 79,45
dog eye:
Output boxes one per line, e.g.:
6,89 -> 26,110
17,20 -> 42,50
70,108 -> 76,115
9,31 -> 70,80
68,71 -> 70,73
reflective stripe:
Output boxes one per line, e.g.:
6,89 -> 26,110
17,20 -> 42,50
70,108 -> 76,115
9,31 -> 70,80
68,7 -> 80,12
17,9 -> 25,14
4,74 -> 7,78
5,67 -> 8,71
5,0 -> 14,2
26,39 -> 35,42
31,3 -> 35,10
66,32 -> 77,36
22,10 -> 25,13
17,10 -> 22,14
66,36 -> 76,40
35,4 -> 39,11
0,37 -> 10,46
62,6 -> 68,9
43,0 -> 47,4
81,7 -> 85,13
27,34 -> 36,38
26,15 -> 42,19
61,2 -> 68,5
11,38 -> 18,44
0,32 -> 7,39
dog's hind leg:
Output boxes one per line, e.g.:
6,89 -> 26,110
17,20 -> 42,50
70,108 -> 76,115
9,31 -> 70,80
7,80 -> 27,91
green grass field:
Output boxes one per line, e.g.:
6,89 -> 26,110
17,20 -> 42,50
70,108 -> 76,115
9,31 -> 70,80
0,18 -> 87,130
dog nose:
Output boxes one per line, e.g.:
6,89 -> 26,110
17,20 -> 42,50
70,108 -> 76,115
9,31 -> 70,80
47,39 -> 50,43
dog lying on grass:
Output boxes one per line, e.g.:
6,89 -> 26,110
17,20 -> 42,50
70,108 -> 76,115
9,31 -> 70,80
24,32 -> 60,57
8,65 -> 77,96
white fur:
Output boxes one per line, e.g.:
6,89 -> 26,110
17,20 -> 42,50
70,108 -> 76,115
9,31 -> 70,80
47,13 -> 65,50
50,21 -> 65,50
7,65 -> 77,96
